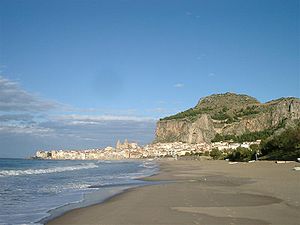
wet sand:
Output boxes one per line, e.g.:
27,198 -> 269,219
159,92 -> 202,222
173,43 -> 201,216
47,160 -> 300,225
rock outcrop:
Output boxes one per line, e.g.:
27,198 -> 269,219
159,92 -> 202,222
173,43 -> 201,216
155,93 -> 300,143
156,114 -> 215,143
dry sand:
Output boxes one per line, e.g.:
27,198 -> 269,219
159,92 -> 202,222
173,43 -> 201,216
47,160 -> 300,225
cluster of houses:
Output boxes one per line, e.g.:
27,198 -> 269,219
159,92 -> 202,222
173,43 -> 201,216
35,139 -> 261,160
211,140 -> 261,151
142,142 -> 211,158
35,139 -> 142,160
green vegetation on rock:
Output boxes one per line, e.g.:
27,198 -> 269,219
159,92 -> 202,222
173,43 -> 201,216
160,93 -> 262,122
160,107 -> 212,121
212,118 -> 289,143
212,129 -> 275,143
211,111 -> 231,120
235,105 -> 260,117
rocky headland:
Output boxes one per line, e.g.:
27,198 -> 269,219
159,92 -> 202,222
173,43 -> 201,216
156,92 -> 300,143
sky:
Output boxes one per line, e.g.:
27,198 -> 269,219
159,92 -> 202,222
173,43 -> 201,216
0,0 -> 299,158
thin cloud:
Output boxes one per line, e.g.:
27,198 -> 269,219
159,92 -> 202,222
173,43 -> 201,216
55,114 -> 156,124
174,83 -> 184,88
0,76 -> 60,112
37,116 -> 156,146
0,124 -> 54,136
0,113 -> 34,122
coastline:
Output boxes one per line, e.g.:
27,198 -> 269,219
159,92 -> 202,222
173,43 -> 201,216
47,160 -> 300,225
40,184 -> 144,224
39,159 -> 159,224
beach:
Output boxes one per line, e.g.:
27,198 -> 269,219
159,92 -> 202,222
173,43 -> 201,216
47,160 -> 300,225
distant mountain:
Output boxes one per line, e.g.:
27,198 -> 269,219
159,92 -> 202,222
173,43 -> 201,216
155,92 -> 300,143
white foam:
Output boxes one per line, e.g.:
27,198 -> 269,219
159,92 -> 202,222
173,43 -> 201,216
0,163 -> 98,177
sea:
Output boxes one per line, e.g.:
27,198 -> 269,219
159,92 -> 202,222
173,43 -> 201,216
0,158 -> 158,225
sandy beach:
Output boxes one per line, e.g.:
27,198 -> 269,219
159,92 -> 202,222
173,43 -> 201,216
47,160 -> 300,225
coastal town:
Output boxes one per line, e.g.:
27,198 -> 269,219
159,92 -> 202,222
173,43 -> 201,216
35,139 -> 261,160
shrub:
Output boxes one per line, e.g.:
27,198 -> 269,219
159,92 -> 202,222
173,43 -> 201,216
260,125 -> 300,160
212,133 -> 237,142
210,148 -> 224,160
203,151 -> 210,156
212,129 -> 274,143
225,116 -> 238,124
235,105 -> 260,117
228,147 -> 255,162
249,144 -> 259,152
185,152 -> 191,156
211,111 -> 231,120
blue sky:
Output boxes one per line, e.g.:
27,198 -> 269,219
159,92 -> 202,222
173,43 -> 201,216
0,0 -> 299,157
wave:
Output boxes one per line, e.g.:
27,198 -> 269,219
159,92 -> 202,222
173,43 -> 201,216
139,161 -> 157,169
38,183 -> 92,193
0,163 -> 98,177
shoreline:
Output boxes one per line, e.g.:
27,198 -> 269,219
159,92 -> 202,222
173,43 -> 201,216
40,160 -> 160,224
47,160 -> 300,225
40,184 -> 140,224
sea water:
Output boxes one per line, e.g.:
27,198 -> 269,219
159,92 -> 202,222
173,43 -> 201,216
0,158 -> 158,225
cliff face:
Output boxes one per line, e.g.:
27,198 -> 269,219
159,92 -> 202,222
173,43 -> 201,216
156,114 -> 215,143
155,93 -> 300,143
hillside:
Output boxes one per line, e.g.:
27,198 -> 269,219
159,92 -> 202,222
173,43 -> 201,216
156,93 -> 300,143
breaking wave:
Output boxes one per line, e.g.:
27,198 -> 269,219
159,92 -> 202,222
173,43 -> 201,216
0,163 -> 98,177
